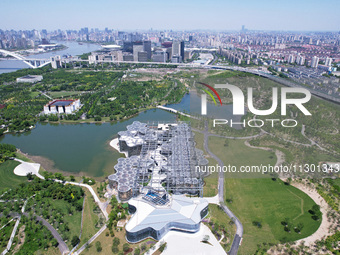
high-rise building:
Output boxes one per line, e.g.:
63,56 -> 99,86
152,50 -> 167,63
138,51 -> 148,62
288,55 -> 295,64
133,43 -> 144,62
172,41 -> 181,57
143,41 -> 152,60
325,57 -> 332,67
311,56 -> 319,68
299,56 -> 305,65
180,41 -> 185,61
171,55 -> 182,63
172,41 -> 185,63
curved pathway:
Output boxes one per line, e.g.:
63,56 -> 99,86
201,121 -> 243,255
291,183 -> 333,246
243,140 -> 334,248
22,213 -> 69,254
54,180 -> 108,221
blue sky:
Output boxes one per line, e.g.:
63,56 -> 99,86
1,0 -> 339,31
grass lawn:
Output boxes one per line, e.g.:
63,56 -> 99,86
224,178 -> 321,254
0,219 -> 15,254
207,204 -> 236,252
48,91 -> 82,98
207,136 -> 321,254
81,227 -> 154,255
79,189 -> 103,247
29,91 -> 41,98
15,152 -> 34,162
193,131 -> 204,151
0,160 -> 26,192
193,131 -> 219,197
48,198 -> 82,248
209,136 -> 276,178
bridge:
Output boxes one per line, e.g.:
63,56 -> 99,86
0,49 -> 51,68
156,105 -> 199,119
1,48 -> 339,105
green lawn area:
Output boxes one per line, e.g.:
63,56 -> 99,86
193,131 -> 219,197
46,198 -> 82,248
48,91 -> 82,98
29,91 -> 40,98
207,204 -> 236,251
0,160 -> 26,192
0,219 -> 15,253
209,136 -> 276,178
79,189 -> 103,247
224,178 -> 321,254
207,136 -> 321,254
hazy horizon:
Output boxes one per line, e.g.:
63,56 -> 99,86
1,0 -> 339,32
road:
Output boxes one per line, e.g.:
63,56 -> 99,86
202,121 -> 243,255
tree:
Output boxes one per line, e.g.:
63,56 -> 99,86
71,235 -> 80,247
134,247 -> 140,255
112,237 -> 120,246
123,243 -> 130,252
51,238 -> 58,247
95,241 -> 102,252
112,245 -> 119,254
26,172 -> 33,180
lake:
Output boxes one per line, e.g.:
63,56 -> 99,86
0,92 -> 239,177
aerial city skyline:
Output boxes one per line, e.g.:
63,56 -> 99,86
1,0 -> 340,31
0,1 -> 339,255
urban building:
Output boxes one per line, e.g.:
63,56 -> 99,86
123,54 -> 134,61
126,195 -> 208,243
311,56 -> 319,68
325,57 -> 332,67
138,51 -> 148,62
171,55 -> 182,63
16,75 -> 43,83
50,55 -> 62,69
43,99 -> 82,114
172,41 -> 185,62
143,41 -> 152,60
152,50 -> 167,63
108,121 -> 208,201
288,54 -> 295,64
133,43 -> 144,62
109,121 -> 209,243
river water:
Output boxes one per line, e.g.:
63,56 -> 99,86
0,41 -> 101,74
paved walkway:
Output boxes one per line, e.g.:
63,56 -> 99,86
203,194 -> 219,204
201,121 -> 243,255
73,225 -> 107,255
54,180 -> 108,221
21,212 -> 69,254
13,158 -> 44,179
1,199 -> 29,255
150,224 -> 225,255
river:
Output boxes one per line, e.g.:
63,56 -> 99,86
0,41 -> 101,74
